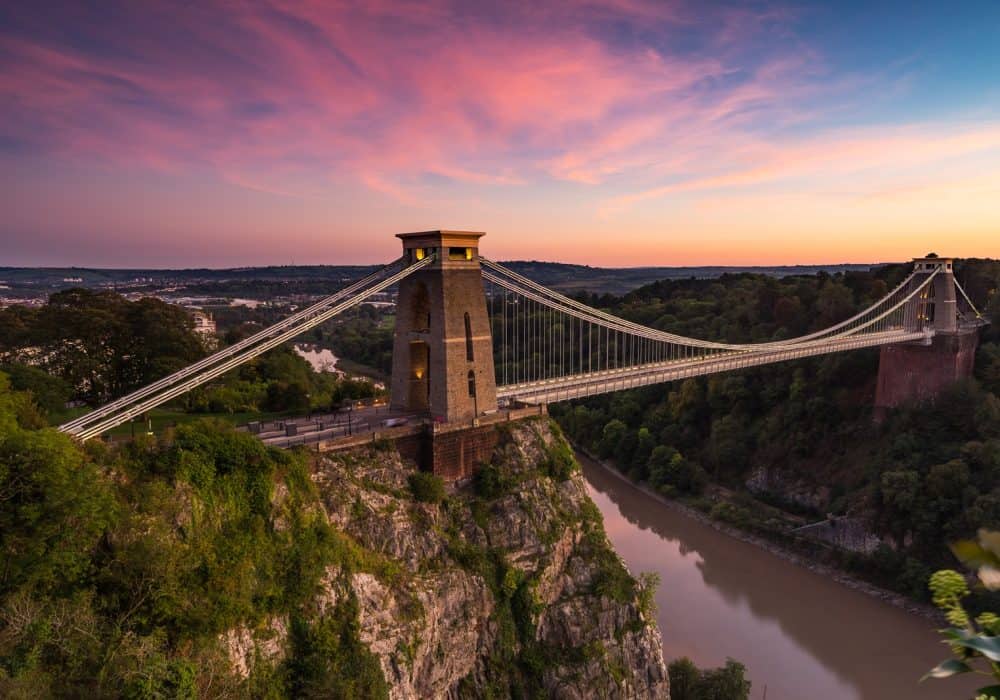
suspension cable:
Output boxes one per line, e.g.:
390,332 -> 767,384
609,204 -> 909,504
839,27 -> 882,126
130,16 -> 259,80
488,267 -> 939,389
954,277 -> 984,318
61,258 -> 405,433
482,265 -> 928,353
66,256 -> 433,441
482,258 -> 919,351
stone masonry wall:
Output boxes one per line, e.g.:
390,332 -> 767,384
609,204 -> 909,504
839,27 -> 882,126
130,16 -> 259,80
874,329 -> 979,412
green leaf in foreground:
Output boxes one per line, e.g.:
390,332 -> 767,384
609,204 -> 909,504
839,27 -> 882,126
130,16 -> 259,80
952,635 -> 1000,662
921,658 -> 971,681
977,685 -> 1000,700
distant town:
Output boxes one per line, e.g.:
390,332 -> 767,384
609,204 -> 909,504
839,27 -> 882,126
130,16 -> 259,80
0,260 -> 880,308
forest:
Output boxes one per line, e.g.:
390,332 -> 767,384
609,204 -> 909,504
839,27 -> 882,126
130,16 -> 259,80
0,290 -> 379,425
0,374 -> 392,697
3,259 -> 1000,606
2,260 -> 998,695
550,258 -> 1000,600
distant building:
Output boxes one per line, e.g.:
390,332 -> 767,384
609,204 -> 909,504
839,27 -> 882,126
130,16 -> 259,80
187,309 -> 217,341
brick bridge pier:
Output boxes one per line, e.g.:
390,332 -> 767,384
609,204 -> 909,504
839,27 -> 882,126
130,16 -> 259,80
875,255 -> 980,418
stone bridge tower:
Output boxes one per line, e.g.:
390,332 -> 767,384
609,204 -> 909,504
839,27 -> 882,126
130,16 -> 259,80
875,255 -> 979,414
390,231 -> 498,423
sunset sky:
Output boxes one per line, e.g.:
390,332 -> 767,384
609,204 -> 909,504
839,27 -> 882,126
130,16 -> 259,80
2,1 -> 999,267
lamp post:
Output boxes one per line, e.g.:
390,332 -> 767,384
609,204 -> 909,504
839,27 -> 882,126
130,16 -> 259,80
336,398 -> 355,437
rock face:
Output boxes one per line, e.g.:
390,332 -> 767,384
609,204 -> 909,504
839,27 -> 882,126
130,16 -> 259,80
232,417 -> 670,698
745,465 -> 829,511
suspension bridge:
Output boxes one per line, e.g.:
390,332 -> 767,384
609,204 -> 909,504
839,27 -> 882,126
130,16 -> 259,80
59,231 -> 987,473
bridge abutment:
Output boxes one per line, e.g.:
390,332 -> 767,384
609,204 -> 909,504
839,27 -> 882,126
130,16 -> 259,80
875,255 -> 980,417
874,329 -> 979,415
315,405 -> 547,481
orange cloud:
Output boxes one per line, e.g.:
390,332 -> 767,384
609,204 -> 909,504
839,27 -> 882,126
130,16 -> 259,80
601,122 -> 1000,214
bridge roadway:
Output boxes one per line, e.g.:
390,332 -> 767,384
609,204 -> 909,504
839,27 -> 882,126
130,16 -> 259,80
497,328 -> 932,405
240,403 -> 421,449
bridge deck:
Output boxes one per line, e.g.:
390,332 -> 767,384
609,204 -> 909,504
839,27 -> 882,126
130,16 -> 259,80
497,329 -> 931,405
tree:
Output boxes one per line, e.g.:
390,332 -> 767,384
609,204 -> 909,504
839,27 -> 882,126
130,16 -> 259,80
0,363 -> 71,417
1,289 -> 205,404
598,419 -> 627,459
668,657 -> 751,700
816,282 -> 854,327
0,374 -> 114,596
875,469 -> 921,548
698,659 -> 752,700
667,657 -> 700,700
265,381 -> 311,413
978,343 -> 1000,397
648,446 -> 706,496
630,427 -> 656,480
772,296 -> 805,334
669,379 -> 705,427
707,415 -> 749,475
648,446 -> 679,490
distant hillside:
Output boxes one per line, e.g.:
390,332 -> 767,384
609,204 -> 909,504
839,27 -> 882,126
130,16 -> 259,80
1,260 -> 882,299
501,260 -> 880,296
0,265 -> 379,287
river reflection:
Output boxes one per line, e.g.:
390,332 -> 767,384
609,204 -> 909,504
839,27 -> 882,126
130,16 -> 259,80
580,453 -> 977,700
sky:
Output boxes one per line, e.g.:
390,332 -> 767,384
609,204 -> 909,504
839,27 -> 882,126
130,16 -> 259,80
1,0 -> 999,268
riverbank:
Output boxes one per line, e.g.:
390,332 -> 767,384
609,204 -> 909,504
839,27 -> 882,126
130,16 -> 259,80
580,450 -> 979,700
574,444 -> 943,622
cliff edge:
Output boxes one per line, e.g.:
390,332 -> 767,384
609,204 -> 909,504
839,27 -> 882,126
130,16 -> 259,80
228,417 -> 670,698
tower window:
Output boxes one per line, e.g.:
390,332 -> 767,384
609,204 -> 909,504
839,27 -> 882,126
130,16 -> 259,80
467,370 -> 476,397
449,246 -> 474,260
464,312 -> 474,361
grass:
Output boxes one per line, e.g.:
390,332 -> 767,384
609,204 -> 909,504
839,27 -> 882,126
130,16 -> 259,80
48,405 -> 91,425
97,409 -> 285,436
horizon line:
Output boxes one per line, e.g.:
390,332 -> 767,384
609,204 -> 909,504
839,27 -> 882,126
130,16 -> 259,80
0,259 -> 904,274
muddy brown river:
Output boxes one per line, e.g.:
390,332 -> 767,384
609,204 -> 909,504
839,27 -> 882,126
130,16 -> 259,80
580,453 -> 979,699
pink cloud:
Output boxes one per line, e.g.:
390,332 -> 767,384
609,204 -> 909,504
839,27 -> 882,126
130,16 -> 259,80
0,0 -> 821,205
11,0 -> 992,259
601,122 -> 1000,214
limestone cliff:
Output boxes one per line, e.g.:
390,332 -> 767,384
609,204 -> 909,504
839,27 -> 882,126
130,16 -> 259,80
227,417 -> 669,699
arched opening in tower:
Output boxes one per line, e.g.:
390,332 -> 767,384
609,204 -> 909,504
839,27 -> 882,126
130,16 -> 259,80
411,281 -> 431,332
408,340 -> 430,411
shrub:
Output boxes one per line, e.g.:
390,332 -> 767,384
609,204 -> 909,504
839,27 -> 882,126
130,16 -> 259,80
709,501 -> 753,528
408,471 -> 446,504
474,463 -> 513,499
667,657 -> 700,699
541,439 -> 577,481
286,595 -> 389,699
636,571 -> 660,621
668,657 -> 751,700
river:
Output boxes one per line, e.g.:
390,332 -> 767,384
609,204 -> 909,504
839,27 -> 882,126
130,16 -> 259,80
579,452 -> 979,700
